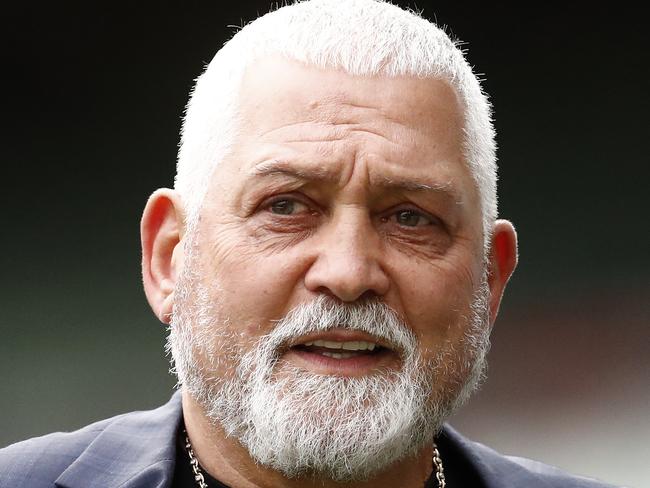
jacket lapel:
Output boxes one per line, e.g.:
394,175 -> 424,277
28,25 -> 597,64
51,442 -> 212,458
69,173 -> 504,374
441,425 -> 566,488
55,392 -> 182,488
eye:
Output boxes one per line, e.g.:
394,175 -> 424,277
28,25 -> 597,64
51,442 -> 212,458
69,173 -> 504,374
268,198 -> 311,215
393,209 -> 433,227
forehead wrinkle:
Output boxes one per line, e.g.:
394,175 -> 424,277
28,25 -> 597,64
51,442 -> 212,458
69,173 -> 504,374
253,92 -> 407,141
257,119 -> 398,147
247,158 -> 463,207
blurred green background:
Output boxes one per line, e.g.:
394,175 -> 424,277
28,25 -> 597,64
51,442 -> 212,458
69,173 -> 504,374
3,2 -> 648,487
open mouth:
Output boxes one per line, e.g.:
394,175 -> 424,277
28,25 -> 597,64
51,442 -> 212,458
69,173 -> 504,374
291,339 -> 387,359
284,331 -> 398,375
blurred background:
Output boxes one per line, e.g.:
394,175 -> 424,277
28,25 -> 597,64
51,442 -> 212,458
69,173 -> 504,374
2,2 -> 648,487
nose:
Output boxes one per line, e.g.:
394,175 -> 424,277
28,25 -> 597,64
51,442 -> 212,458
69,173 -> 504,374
304,212 -> 390,302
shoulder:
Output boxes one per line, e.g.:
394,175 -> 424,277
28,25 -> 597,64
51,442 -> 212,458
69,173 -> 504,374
0,416 -> 120,488
440,424 -> 620,488
0,393 -> 182,488
503,455 -> 617,487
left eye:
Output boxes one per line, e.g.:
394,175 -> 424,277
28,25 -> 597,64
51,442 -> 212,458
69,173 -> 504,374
268,198 -> 310,215
394,209 -> 432,227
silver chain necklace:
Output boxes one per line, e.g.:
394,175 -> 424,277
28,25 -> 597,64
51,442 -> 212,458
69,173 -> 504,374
184,429 -> 208,488
183,429 -> 446,488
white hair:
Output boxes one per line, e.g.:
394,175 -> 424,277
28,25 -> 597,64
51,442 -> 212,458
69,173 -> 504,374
175,0 -> 497,250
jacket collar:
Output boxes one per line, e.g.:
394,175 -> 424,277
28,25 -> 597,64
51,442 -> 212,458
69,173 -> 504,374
439,424 -> 596,488
55,391 -> 182,488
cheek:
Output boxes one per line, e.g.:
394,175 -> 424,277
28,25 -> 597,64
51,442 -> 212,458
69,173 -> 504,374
392,256 -> 480,353
198,233 -> 308,339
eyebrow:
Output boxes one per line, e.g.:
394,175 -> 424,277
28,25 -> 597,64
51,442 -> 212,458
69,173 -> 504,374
250,159 -> 338,182
373,176 -> 455,194
249,159 -> 461,203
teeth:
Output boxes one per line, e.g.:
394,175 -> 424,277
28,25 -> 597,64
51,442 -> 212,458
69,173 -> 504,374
308,340 -> 377,351
321,352 -> 356,359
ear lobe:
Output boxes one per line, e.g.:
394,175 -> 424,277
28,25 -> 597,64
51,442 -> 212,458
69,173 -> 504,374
141,189 -> 186,324
487,219 -> 518,324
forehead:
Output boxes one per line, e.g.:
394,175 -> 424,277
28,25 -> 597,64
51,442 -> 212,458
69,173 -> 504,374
235,56 -> 464,148
209,56 -> 479,222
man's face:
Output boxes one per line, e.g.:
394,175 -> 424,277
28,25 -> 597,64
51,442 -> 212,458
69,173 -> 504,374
171,57 -> 489,479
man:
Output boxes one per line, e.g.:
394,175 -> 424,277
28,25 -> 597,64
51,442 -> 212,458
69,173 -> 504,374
0,1 -> 618,487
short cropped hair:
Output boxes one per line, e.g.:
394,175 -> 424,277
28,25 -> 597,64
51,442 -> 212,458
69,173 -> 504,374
176,0 -> 497,252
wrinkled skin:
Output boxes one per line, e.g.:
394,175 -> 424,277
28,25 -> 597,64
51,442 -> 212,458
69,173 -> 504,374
141,57 -> 517,488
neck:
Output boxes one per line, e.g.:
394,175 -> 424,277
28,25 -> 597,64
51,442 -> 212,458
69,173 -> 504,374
181,390 -> 435,488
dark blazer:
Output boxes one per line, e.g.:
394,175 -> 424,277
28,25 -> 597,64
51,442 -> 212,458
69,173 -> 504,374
0,392 -> 619,487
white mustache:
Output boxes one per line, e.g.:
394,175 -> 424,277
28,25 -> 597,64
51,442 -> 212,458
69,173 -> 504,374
257,295 -> 418,360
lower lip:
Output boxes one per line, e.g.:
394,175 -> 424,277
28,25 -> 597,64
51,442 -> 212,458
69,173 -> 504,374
284,348 -> 399,376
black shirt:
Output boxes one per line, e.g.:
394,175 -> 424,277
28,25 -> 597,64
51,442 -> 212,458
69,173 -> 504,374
172,425 -> 486,487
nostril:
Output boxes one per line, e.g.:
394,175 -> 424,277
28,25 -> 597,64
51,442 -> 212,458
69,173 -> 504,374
358,290 -> 380,302
313,287 -> 378,303
314,287 -> 340,300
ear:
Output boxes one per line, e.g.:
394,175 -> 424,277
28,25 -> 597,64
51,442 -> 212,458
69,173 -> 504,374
141,189 -> 186,324
486,219 -> 518,325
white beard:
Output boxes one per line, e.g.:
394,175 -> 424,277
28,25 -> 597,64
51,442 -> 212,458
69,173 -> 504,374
168,269 -> 491,482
